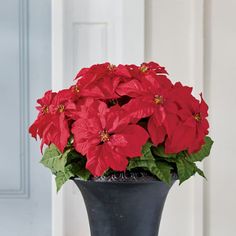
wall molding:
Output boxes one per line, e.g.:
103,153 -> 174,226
190,1 -> 205,236
145,1 -> 206,236
0,0 -> 30,199
52,1 -> 64,235
52,1 -> 145,235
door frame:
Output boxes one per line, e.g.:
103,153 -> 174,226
52,1 -> 64,236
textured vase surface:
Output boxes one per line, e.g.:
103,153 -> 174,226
73,173 -> 175,236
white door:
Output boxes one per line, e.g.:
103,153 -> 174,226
52,1 -> 145,235
52,1 -> 198,236
52,0 -> 236,236
0,0 -> 52,235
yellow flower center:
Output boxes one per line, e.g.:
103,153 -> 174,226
74,85 -> 80,93
154,95 -> 164,105
58,104 -> 65,113
42,106 -> 49,114
194,113 -> 201,122
140,65 -> 148,73
100,130 -> 110,142
108,64 -> 116,71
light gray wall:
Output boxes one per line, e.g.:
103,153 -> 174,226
145,0 -> 236,235
0,0 -> 52,235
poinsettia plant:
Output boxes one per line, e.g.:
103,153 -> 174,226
29,62 -> 213,191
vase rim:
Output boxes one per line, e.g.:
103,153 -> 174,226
72,172 -> 178,184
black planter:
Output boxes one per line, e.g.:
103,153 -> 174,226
73,173 -> 176,236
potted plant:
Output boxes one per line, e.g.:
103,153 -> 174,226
29,62 -> 213,236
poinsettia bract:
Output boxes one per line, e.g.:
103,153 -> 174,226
29,62 -> 213,190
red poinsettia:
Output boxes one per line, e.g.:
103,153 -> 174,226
165,94 -> 209,154
29,90 -> 56,149
72,62 -> 131,100
123,62 -> 168,81
71,101 -> 149,176
29,62 -> 211,181
75,62 -> 131,81
117,74 -> 178,145
29,89 -> 78,152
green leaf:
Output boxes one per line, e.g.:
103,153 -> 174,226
41,145 -> 91,191
195,167 -> 206,179
55,167 -> 74,192
155,161 -> 173,184
152,145 -> 176,158
176,158 -> 196,184
128,142 -> 172,184
187,136 -> 214,162
67,162 -> 90,181
66,150 -> 83,165
40,144 -> 70,173
140,142 -> 154,160
65,151 -> 91,180
176,158 -> 206,184
55,162 -> 90,192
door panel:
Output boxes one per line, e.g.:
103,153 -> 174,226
52,1 -> 145,235
0,0 -> 52,235
62,0 -> 144,87
0,0 -> 23,196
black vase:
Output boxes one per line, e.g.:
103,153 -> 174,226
73,173 -> 175,236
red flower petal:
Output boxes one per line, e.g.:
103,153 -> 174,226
112,124 -> 149,157
200,93 -> 208,117
148,114 -> 166,145
115,64 -> 131,78
86,145 -> 110,176
72,118 -> 101,155
141,62 -> 168,74
123,98 -> 155,120
104,147 -> 129,172
165,125 -> 196,153
116,79 -> 145,97
50,113 -> 70,152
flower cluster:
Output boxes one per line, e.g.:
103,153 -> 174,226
29,62 -> 210,177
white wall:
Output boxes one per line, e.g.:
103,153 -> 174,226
204,0 -> 236,235
145,1 -> 205,235
146,0 -> 236,235
52,0 -> 236,235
